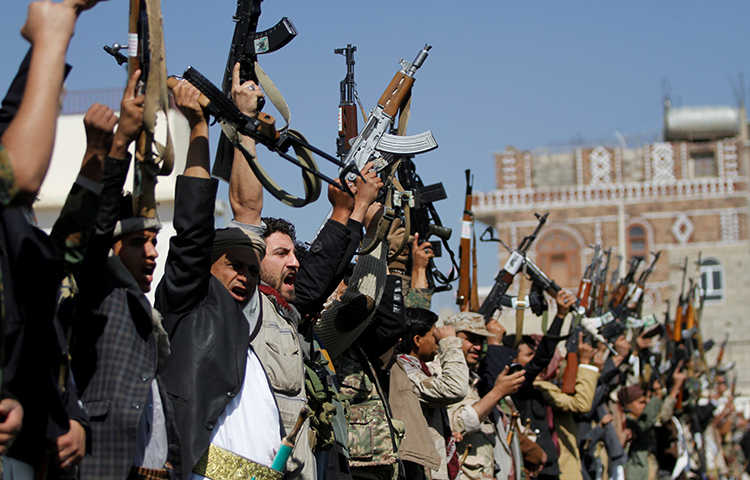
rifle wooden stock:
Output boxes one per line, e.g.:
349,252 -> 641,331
674,305 -> 683,343
609,284 -> 626,308
685,301 -> 695,331
471,230 -> 479,313
561,352 -> 578,395
457,170 -> 473,311
577,278 -> 592,310
378,73 -> 416,117
339,104 -> 358,144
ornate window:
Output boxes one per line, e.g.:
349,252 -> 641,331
536,231 -> 580,288
627,225 -> 647,261
700,258 -> 724,303
689,145 -> 717,178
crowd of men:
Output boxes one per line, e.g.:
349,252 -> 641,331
1,2 -> 749,480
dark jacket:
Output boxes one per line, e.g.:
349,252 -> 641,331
72,156 -> 180,479
155,175 -> 254,477
0,206 -> 84,467
0,185 -> 94,468
0,46 -> 87,468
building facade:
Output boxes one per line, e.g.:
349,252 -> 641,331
473,105 -> 750,390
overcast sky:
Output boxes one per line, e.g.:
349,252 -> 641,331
2,1 -> 749,313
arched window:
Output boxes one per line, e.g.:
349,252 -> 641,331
700,258 -> 724,303
627,225 -> 647,261
536,231 -> 580,288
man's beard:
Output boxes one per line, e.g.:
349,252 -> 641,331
261,267 -> 295,303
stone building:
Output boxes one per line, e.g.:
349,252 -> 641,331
472,103 -> 750,390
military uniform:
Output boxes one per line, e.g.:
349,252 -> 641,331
397,336 -> 469,480
447,372 -> 499,480
338,346 -> 404,480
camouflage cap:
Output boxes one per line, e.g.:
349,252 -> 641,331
443,312 -> 495,337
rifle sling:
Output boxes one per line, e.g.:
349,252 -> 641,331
135,0 -> 174,218
254,62 -> 291,129
356,162 -> 410,258
230,126 -> 321,207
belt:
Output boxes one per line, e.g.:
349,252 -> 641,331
127,465 -> 171,480
192,444 -> 283,480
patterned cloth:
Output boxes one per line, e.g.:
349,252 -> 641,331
0,146 -> 19,209
338,347 -> 402,478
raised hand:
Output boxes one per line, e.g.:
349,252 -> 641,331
231,62 -> 264,117
493,365 -> 526,397
111,69 -> 144,158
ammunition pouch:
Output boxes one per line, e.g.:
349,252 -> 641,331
347,399 -> 404,468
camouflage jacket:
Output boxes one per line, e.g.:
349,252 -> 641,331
338,345 -> 403,480
447,372 -> 499,480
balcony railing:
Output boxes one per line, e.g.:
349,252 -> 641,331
473,177 -> 748,213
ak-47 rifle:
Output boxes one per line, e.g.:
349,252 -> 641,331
609,256 -> 642,310
175,66 -> 360,206
341,45 -> 437,179
335,44 -> 359,160
609,253 -> 623,294
600,252 -> 660,342
120,0 -> 174,218
477,212 -> 549,322
672,257 -> 690,409
574,245 -> 601,316
597,256 -> 643,340
316,45 -> 439,250
457,170 -> 473,311
478,227 -> 558,316
629,251 -> 662,314
213,0 -> 297,182
709,332 -> 730,389
561,246 -> 601,395
589,247 -> 612,316
674,257 -> 689,346
664,300 -> 675,360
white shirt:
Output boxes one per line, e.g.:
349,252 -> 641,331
189,292 -> 281,479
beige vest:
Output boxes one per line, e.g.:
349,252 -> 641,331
388,360 -> 442,471
251,293 -> 315,480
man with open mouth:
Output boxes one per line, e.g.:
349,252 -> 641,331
72,69 -> 181,480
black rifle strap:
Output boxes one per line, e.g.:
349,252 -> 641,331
231,127 -> 321,207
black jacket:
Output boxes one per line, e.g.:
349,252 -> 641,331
156,175 -> 249,477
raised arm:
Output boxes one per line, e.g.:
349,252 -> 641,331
77,71 -> 143,295
1,1 -> 76,201
155,80 -> 218,317
294,164 -> 381,317
314,203 -> 387,362
228,62 -> 264,225
49,103 -> 118,275
406,331 -> 469,406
